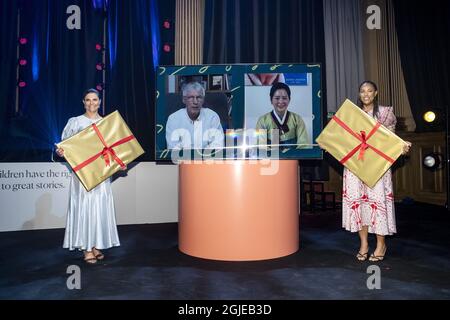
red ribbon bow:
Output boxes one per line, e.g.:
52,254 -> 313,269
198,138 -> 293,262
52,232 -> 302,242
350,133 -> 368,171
357,131 -> 369,160
331,115 -> 394,165
73,123 -> 135,172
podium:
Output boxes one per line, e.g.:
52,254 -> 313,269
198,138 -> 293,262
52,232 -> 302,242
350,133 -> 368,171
178,160 -> 299,261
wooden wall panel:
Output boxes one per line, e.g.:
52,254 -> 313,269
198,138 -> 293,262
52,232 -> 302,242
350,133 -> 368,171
393,132 -> 446,205
175,0 -> 204,65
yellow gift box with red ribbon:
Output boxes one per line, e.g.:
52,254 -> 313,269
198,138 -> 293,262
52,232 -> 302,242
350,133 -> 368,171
57,110 -> 145,191
316,99 -> 405,188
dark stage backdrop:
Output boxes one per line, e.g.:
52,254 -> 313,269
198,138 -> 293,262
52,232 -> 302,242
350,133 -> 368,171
204,0 -> 325,64
0,0 -> 103,161
393,0 -> 450,132
0,0 -> 20,155
0,0 -> 171,161
203,0 -> 329,180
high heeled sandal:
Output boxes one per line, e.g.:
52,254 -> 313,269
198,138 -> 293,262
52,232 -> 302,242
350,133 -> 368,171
92,248 -> 104,260
84,256 -> 98,264
94,253 -> 104,260
369,247 -> 387,262
356,251 -> 369,261
94,252 -> 104,260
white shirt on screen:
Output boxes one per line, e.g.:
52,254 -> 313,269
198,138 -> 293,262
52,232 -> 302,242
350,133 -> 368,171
165,107 -> 224,149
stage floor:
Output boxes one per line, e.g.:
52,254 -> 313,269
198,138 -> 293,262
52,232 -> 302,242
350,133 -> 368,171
1,203 -> 450,300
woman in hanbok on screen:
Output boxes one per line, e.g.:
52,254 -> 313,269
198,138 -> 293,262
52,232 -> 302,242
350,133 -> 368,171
255,82 -> 309,149
56,88 -> 123,264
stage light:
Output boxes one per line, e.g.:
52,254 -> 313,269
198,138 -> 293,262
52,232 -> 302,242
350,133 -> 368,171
423,106 -> 450,211
19,59 -> 27,66
96,83 -> 104,91
421,108 -> 445,133
163,44 -> 171,53
423,111 -> 436,123
19,37 -> 27,45
422,152 -> 443,171
421,105 -> 450,211
96,63 -> 105,71
95,43 -> 103,51
163,20 -> 171,29
18,81 -> 26,88
422,108 -> 443,126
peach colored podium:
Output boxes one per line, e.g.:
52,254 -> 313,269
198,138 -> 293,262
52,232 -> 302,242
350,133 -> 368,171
179,160 -> 299,261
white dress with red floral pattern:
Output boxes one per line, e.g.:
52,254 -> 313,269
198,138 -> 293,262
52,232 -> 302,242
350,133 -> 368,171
342,106 -> 397,235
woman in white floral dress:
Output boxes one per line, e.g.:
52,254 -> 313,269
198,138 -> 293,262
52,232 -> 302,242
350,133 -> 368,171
342,81 -> 411,262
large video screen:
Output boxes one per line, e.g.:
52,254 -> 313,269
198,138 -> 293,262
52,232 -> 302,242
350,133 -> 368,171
155,64 -> 323,161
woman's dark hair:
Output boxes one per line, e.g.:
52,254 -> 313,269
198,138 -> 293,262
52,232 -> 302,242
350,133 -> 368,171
357,80 -> 379,118
82,88 -> 101,100
270,82 -> 291,100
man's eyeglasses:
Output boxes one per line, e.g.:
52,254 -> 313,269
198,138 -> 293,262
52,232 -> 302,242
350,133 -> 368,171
184,95 -> 204,101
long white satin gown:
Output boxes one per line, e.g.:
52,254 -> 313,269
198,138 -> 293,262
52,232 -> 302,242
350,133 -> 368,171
61,115 -> 120,251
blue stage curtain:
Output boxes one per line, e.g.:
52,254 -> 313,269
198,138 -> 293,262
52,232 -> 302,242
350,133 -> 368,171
0,0 -> 104,161
0,0 -> 19,143
106,0 -> 161,161
0,0 -> 164,161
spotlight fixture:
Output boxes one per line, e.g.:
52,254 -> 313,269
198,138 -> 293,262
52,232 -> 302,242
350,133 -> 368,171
424,106 -> 450,211
19,37 -> 28,45
19,59 -> 27,66
163,20 -> 171,29
18,80 -> 27,88
423,111 -> 436,123
95,43 -> 103,51
163,44 -> 171,53
422,152 -> 443,171
421,108 -> 445,132
96,83 -> 104,91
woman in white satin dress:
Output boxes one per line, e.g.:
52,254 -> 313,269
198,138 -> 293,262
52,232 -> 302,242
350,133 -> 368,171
56,88 -> 122,264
